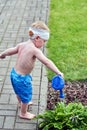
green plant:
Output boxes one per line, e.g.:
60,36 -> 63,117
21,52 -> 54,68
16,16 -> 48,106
37,102 -> 87,130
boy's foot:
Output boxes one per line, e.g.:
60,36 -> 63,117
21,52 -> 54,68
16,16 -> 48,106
19,112 -> 35,120
18,101 -> 33,108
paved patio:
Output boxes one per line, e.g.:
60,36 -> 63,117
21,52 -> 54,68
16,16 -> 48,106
0,0 -> 50,129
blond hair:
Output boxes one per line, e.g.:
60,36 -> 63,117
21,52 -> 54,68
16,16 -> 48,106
31,21 -> 50,32
29,21 -> 50,40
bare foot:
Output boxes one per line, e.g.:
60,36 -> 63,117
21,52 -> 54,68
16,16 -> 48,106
19,112 -> 35,120
18,101 -> 33,108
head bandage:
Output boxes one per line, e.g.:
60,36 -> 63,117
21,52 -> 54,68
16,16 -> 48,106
29,27 -> 50,41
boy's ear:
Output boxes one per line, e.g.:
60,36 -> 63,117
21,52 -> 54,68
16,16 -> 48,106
29,30 -> 33,36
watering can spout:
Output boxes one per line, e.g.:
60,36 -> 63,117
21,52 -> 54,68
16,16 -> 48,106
59,89 -> 65,98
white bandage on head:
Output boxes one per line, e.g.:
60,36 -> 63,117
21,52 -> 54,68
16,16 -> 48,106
29,27 -> 50,41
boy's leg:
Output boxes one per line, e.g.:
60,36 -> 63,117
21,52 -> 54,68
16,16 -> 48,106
16,95 -> 33,107
28,101 -> 33,105
19,102 -> 35,120
16,95 -> 22,107
17,95 -> 21,103
18,100 -> 33,108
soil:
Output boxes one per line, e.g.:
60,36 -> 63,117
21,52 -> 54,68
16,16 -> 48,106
47,80 -> 87,110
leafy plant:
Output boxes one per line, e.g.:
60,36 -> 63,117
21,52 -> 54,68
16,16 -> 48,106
37,102 -> 87,130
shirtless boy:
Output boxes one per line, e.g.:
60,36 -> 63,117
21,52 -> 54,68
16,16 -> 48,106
0,21 -> 63,120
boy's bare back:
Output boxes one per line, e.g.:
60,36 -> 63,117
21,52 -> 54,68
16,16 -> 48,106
15,40 -> 37,75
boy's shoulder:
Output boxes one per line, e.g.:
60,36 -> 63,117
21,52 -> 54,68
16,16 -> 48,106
17,41 -> 26,47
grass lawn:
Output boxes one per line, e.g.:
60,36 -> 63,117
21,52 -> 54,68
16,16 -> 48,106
47,0 -> 87,81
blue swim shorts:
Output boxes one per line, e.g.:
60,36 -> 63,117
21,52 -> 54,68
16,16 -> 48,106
10,68 -> 32,103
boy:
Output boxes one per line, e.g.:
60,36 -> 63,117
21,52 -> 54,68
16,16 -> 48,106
0,21 -> 63,120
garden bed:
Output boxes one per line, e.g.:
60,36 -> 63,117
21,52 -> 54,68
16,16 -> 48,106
47,81 -> 87,110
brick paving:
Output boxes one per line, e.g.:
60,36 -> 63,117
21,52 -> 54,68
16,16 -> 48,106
0,0 -> 50,129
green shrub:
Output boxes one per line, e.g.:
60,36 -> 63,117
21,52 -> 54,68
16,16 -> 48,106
37,102 -> 87,130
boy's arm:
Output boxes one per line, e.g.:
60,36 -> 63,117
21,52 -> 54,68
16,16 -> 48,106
34,48 -> 64,77
0,45 -> 19,59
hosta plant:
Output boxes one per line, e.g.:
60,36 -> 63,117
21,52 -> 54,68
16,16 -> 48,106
37,102 -> 87,130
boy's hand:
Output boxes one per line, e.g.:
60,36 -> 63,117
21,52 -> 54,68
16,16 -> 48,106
0,54 -> 6,59
58,72 -> 64,78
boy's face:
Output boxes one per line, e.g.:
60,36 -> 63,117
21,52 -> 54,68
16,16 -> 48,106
35,36 -> 47,48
